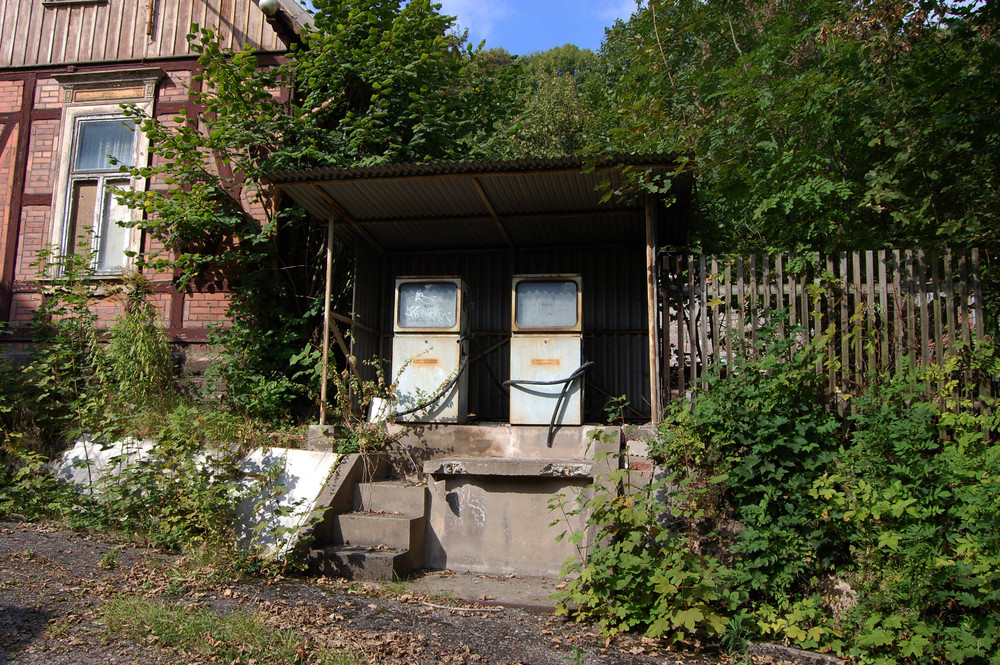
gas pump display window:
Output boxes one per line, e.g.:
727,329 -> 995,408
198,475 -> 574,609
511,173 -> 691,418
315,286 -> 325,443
397,281 -> 458,329
515,280 -> 578,329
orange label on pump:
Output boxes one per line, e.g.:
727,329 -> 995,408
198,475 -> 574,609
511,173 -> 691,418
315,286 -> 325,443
531,358 -> 561,366
412,358 -> 439,365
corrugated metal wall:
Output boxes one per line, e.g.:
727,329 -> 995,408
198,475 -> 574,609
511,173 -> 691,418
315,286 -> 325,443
354,246 -> 651,423
0,0 -> 287,68
350,240 -> 383,384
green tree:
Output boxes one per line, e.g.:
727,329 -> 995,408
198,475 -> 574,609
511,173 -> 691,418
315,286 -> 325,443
118,0 -> 515,418
484,44 -> 615,158
600,0 -> 1000,252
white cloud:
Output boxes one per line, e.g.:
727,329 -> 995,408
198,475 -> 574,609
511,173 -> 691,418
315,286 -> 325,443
436,0 -> 513,45
596,0 -> 641,23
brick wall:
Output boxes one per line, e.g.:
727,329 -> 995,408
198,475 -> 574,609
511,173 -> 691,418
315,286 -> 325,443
15,205 -> 50,280
24,118 -> 59,196
0,80 -> 23,113
33,77 -> 63,110
183,291 -> 231,326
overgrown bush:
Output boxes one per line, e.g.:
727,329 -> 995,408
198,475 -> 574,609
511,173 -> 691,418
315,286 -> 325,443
813,343 -> 1000,663
554,319 -> 1000,663
1,252 -> 290,564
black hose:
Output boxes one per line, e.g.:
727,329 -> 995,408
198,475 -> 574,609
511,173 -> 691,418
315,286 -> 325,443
394,357 -> 469,417
503,361 -> 594,447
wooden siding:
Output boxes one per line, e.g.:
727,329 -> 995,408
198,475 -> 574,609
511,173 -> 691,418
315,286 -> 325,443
0,0 -> 290,68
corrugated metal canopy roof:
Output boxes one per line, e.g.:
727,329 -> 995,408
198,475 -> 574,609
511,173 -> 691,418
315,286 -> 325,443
266,154 -> 687,252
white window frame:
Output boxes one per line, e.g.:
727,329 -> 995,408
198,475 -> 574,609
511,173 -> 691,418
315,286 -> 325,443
51,69 -> 161,277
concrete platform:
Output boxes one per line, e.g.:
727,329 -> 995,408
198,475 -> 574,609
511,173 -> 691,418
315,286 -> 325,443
404,569 -> 563,611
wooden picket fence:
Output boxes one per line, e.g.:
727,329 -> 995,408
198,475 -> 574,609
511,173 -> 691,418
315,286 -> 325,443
659,248 -> 995,404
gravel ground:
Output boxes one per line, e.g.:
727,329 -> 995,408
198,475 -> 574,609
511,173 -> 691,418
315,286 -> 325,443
0,519 -> 731,665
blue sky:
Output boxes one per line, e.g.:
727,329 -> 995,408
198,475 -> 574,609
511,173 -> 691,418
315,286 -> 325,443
435,0 -> 640,55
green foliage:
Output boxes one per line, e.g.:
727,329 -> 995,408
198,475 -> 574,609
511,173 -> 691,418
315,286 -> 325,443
87,406 -> 247,550
483,45 -> 614,159
598,0 -> 1000,251
104,272 -> 175,411
813,343 -> 1000,663
659,324 -> 844,602
557,317 -> 1000,662
552,431 -> 733,643
21,247 -> 108,445
327,361 -> 397,455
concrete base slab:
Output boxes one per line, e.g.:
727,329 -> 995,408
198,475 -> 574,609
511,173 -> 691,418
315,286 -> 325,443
405,569 -> 562,610
234,448 -> 340,559
308,544 -> 412,581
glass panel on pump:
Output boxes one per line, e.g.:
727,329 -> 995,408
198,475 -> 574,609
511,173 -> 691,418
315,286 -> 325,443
397,281 -> 459,330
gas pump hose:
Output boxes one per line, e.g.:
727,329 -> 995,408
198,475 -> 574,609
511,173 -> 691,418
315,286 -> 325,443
394,357 -> 470,417
503,361 -> 595,447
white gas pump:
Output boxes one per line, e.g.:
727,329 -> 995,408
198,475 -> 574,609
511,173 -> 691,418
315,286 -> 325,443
507,275 -> 588,431
390,278 -> 469,423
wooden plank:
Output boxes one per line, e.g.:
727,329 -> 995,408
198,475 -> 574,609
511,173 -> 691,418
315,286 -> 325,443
785,253 -> 796,328
931,249 -> 943,366
78,2 -> 96,62
958,251 -> 971,347
972,248 -> 983,340
688,254 -> 698,385
676,256 -> 686,397
839,252 -> 849,395
749,255 -> 758,350
851,251 -> 862,390
736,255 -> 746,357
803,254 -> 813,355
971,248 -> 985,406
118,0 -> 139,61
710,256 -> 721,367
699,254 -> 709,369
2,0 -> 23,67
890,250 -> 902,367
865,250 -> 876,374
918,249 -> 930,368
102,0 -> 123,61
944,248 -> 956,351
724,257 -> 733,368
878,250 -> 889,370
645,195 -> 661,421
905,250 -> 916,368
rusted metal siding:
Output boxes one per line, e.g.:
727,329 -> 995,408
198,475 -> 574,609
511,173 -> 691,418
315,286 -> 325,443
0,0 -> 291,69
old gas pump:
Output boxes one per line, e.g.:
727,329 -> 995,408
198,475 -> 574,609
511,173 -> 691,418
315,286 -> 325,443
390,278 -> 469,423
507,274 -> 587,430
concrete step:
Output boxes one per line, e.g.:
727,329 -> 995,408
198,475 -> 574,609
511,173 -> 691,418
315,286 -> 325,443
333,512 -> 426,553
353,481 -> 426,515
307,544 -> 413,581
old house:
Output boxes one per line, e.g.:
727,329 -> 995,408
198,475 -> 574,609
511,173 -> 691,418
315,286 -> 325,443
0,0 -> 308,365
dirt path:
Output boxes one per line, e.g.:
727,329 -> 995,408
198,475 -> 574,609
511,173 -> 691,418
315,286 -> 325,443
0,520 -> 723,665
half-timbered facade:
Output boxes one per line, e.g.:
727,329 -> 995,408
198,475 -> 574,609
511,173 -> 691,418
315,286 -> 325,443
0,0 -> 307,362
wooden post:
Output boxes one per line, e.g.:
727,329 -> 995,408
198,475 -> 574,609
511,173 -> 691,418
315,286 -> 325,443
319,211 -> 335,426
645,195 -> 661,422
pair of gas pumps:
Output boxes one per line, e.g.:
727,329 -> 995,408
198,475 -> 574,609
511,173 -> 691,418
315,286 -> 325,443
389,275 -> 585,427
